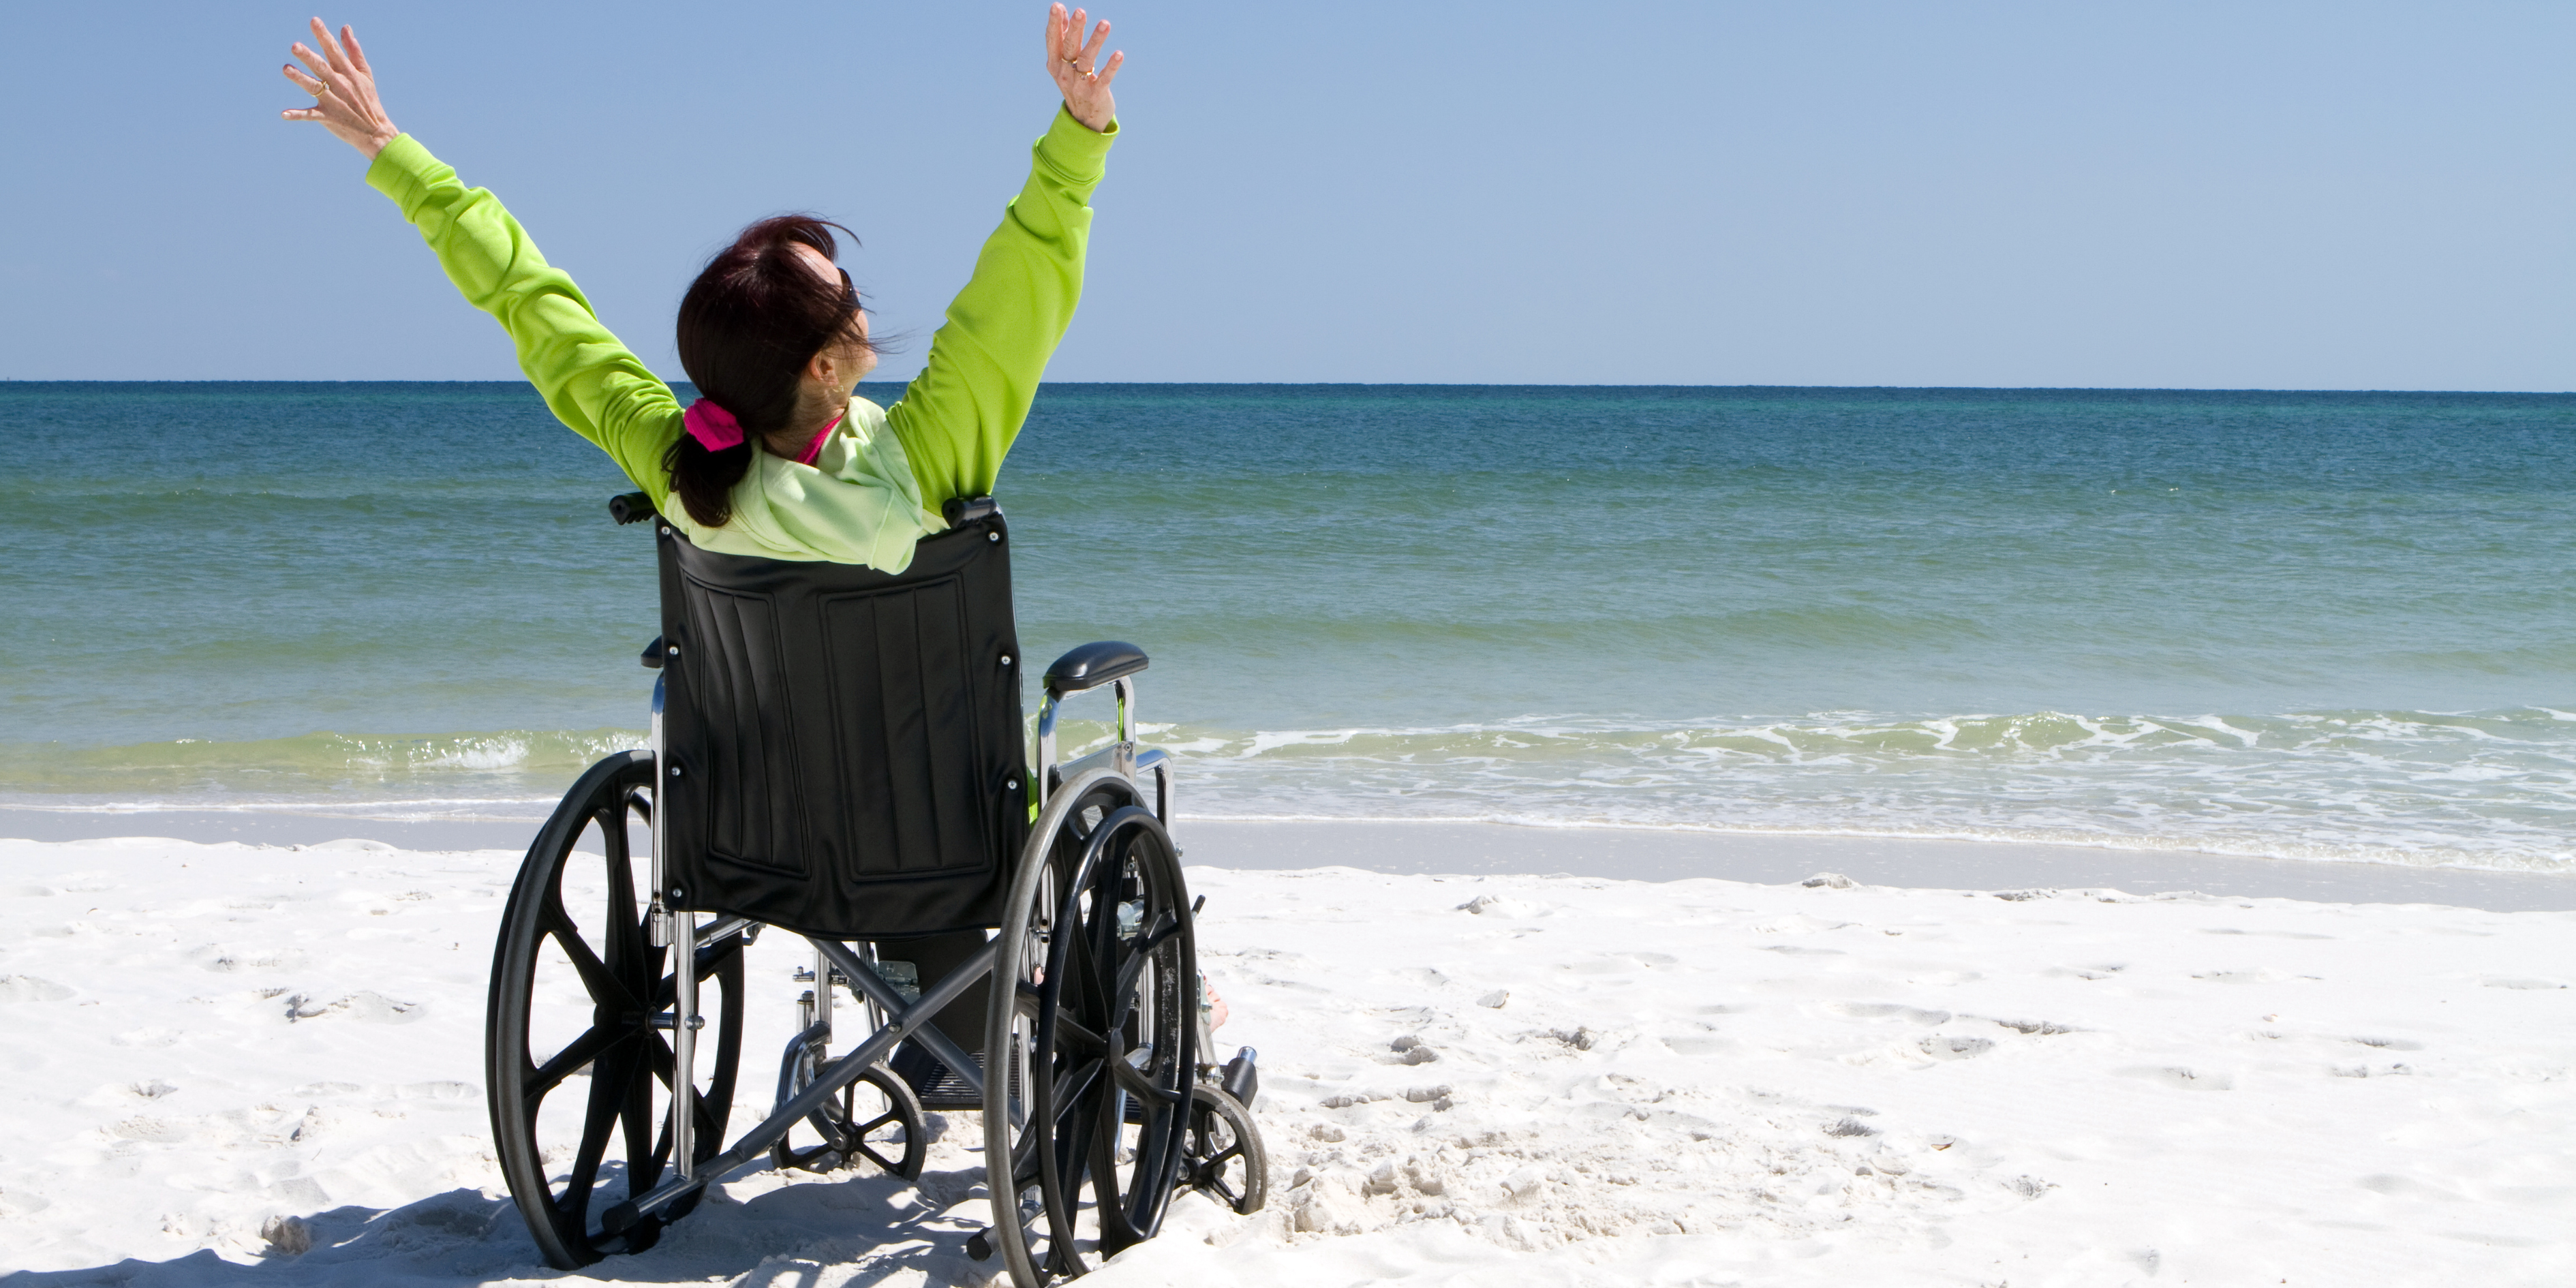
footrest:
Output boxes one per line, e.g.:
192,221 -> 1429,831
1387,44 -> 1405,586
894,1042 -> 992,1110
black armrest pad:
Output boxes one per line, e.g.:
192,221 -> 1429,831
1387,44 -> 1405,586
1045,641 -> 1148,696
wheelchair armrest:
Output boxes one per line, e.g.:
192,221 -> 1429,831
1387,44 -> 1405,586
1044,641 -> 1148,697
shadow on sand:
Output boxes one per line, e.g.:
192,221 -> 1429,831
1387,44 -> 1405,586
1,1156 -> 995,1288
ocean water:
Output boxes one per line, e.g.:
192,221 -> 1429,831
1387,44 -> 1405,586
3,382 -> 2572,874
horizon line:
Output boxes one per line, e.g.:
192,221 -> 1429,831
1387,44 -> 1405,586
3,379 -> 2571,397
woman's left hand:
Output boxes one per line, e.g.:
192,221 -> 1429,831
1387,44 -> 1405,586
1045,4 -> 1122,132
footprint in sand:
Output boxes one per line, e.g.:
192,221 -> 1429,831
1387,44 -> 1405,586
1919,1035 -> 1995,1060
2479,976 -> 2566,990
1831,1002 -> 1952,1026
2191,968 -> 2319,985
1995,1019 -> 2076,1035
2119,1066 -> 2235,1091
280,992 -> 424,1023
0,976 -> 75,1003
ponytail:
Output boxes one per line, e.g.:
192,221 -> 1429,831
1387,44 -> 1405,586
661,433 -> 756,529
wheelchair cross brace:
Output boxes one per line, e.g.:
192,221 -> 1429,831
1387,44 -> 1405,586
604,929 -> 1009,1236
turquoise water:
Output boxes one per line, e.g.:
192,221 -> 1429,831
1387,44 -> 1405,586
4,382 -> 2572,872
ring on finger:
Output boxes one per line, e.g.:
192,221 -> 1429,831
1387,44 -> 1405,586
308,79 -> 331,98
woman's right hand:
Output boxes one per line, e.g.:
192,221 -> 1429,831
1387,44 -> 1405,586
279,17 -> 400,161
1045,4 -> 1123,132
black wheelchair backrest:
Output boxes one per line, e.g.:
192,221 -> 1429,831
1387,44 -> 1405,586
651,504 -> 1030,940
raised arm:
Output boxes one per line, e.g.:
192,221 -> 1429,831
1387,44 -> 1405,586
885,5 -> 1124,509
280,19 -> 682,503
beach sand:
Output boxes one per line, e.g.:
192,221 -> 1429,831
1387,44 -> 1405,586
0,824 -> 2569,1285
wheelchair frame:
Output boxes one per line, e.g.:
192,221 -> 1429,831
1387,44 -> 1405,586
483,495 -> 1263,1286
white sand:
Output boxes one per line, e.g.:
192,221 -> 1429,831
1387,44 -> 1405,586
1,833 -> 2570,1285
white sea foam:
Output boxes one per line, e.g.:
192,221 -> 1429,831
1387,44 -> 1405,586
1108,707 -> 2576,875
10,708 -> 2575,875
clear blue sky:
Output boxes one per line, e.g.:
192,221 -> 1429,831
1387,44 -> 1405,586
3,1 -> 2567,388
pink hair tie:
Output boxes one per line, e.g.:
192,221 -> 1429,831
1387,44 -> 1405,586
684,398 -> 745,451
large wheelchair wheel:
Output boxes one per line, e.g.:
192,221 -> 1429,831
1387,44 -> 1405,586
985,770 -> 1199,1285
486,750 -> 746,1270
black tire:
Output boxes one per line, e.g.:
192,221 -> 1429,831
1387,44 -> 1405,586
1182,1086 -> 1267,1216
985,769 -> 1198,1287
771,1034 -> 928,1180
485,750 -> 746,1270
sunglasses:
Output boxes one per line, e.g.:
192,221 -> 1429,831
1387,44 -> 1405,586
838,267 -> 861,314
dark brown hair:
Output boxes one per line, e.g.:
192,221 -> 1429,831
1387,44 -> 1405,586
664,215 -> 876,527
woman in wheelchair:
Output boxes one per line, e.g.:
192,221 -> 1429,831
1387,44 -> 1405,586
280,9 -> 1262,1283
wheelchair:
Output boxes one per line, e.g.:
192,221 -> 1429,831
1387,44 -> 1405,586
483,492 -> 1268,1285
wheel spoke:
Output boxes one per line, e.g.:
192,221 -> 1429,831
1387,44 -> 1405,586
598,803 -> 652,993
527,1024 -> 629,1101
641,1030 -> 677,1088
1049,1056 -> 1105,1125
1047,1012 -> 1109,1056
1065,918 -> 1120,1036
1114,912 -> 1180,1002
559,1045 -> 629,1219
624,1043 -> 665,1188
1110,1058 -> 1184,1107
544,914 -> 642,1015
647,935 -> 742,1013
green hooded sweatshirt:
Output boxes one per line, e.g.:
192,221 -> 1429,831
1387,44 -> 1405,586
364,107 -> 1116,569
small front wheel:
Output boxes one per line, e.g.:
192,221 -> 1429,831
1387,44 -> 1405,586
1182,1085 -> 1267,1215
771,1035 -> 927,1180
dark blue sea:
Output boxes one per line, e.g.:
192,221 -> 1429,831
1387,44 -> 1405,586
3,382 -> 2572,873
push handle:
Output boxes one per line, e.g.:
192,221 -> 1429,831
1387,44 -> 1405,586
609,491 -> 658,525
942,495 -> 1002,527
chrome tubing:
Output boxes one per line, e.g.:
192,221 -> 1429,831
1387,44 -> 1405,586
1035,675 -> 1142,810
1136,747 -> 1174,821
605,937 -> 1003,1231
813,943 -> 835,1044
1034,692 -> 1060,808
808,937 -> 995,1112
671,915 -> 699,1180
647,675 -> 672,949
